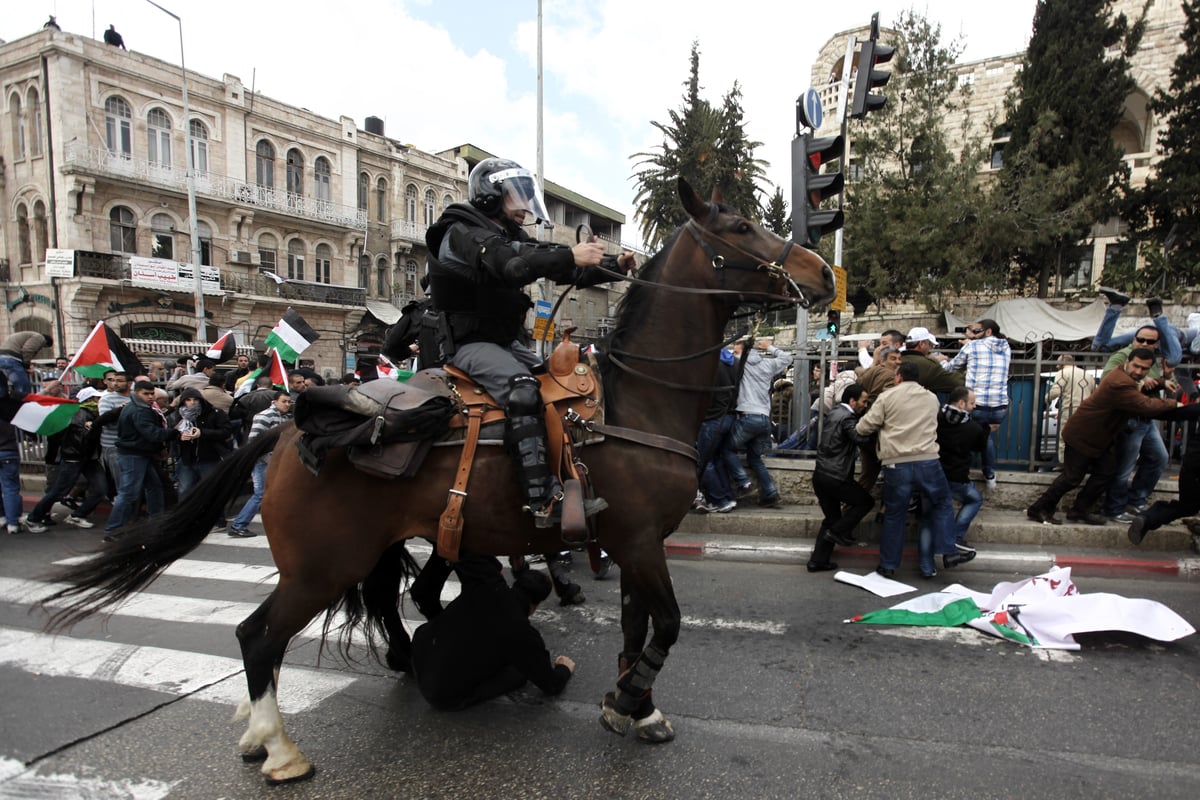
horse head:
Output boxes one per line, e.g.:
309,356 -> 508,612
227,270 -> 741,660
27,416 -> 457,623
677,178 -> 837,309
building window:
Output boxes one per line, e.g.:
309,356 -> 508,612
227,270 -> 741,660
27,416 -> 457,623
105,96 -> 132,158
315,243 -> 332,284
405,184 -> 417,222
16,203 -> 31,264
358,254 -> 370,289
189,119 -> 208,174
442,193 -> 454,212
109,206 -> 137,253
358,172 -> 369,210
287,238 -> 305,281
990,125 -> 1011,171
424,189 -> 435,226
405,259 -> 418,295
258,233 -> 278,273
286,148 -> 304,196
151,213 -> 174,259
147,108 -> 172,167
376,178 -> 387,222
27,89 -> 42,157
32,200 -> 47,263
377,256 -> 389,296
255,140 -> 275,187
10,95 -> 25,160
314,157 -> 331,204
197,220 -> 213,266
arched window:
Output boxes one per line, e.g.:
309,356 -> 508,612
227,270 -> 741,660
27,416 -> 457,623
358,254 -> 370,289
104,96 -> 132,157
315,243 -> 332,284
147,108 -> 172,167
10,95 -> 25,160
150,213 -> 174,259
197,220 -> 213,266
314,157 -> 331,204
287,238 -> 305,281
32,200 -> 47,263
442,194 -> 454,212
255,140 -> 275,188
376,256 -> 389,296
27,89 -> 42,157
376,178 -> 387,222
424,190 -> 436,227
189,119 -> 209,174
257,233 -> 278,274
405,184 -> 417,223
286,148 -> 304,196
109,206 -> 137,253
16,203 -> 31,264
357,172 -> 369,211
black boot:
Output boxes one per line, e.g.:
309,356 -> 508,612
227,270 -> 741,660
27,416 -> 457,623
504,414 -> 606,528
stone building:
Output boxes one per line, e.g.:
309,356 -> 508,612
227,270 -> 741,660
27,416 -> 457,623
0,26 -> 626,377
808,0 -> 1186,291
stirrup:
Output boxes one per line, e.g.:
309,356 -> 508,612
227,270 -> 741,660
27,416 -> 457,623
528,495 -> 608,529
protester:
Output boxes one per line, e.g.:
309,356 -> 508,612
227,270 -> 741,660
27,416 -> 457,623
944,318 -> 1010,489
1046,354 -> 1096,466
23,387 -> 107,531
228,391 -> 292,537
932,387 -> 991,555
724,337 -> 793,508
807,384 -> 875,572
899,327 -> 964,395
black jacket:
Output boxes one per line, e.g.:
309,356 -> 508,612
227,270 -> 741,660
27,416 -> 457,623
815,403 -> 874,482
936,407 -> 991,484
168,389 -> 232,465
115,396 -> 178,454
59,404 -> 102,462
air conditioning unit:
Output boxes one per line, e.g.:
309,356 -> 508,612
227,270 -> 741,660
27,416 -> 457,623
230,250 -> 255,265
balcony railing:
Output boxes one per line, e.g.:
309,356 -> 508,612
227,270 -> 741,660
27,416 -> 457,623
391,219 -> 428,243
62,143 -> 367,228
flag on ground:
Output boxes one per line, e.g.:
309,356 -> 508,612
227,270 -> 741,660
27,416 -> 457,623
263,309 -> 319,363
11,394 -> 79,437
65,322 -> 142,379
848,592 -> 983,628
206,331 -> 237,363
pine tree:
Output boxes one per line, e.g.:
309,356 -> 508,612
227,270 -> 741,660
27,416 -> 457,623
762,187 -> 791,237
999,0 -> 1144,296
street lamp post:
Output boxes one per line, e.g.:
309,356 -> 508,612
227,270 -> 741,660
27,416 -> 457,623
144,0 -> 206,342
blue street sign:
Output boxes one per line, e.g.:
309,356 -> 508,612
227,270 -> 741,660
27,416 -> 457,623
798,88 -> 823,131
534,299 -> 553,319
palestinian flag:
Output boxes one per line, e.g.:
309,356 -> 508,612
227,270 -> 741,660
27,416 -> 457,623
235,349 -> 289,396
206,331 -> 237,363
65,322 -> 142,379
11,394 -> 79,437
848,592 -> 983,628
263,308 -> 319,363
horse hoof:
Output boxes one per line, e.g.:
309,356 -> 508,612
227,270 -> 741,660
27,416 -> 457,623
599,692 -> 632,736
385,650 -> 412,674
635,708 -> 675,743
264,764 -> 317,786
240,745 -> 268,763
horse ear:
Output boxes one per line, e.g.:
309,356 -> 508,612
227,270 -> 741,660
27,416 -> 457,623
710,186 -> 725,206
678,178 -> 708,219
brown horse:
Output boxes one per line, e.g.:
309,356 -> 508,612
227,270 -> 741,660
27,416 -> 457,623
42,178 -> 836,785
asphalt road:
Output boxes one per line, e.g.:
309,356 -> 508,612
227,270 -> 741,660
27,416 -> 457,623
0,527 -> 1197,799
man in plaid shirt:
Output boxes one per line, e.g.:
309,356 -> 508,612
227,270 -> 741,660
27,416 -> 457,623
944,318 -> 1011,489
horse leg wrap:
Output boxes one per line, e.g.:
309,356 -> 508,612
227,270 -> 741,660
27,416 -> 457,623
613,644 -> 666,717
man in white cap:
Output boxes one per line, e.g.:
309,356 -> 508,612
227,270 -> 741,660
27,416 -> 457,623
22,386 -> 108,531
899,327 -> 964,395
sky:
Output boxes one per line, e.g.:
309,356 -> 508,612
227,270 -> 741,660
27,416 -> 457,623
5,1 -> 1039,247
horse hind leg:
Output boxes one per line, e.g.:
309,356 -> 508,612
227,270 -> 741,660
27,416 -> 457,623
362,542 -> 415,673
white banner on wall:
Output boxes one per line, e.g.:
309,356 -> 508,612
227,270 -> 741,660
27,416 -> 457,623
44,248 -> 75,278
129,256 -> 221,295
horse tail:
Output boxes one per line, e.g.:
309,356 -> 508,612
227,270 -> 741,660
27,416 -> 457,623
319,540 -> 422,666
41,424 -> 287,632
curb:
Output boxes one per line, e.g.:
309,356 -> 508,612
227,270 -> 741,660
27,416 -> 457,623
663,537 -> 1200,579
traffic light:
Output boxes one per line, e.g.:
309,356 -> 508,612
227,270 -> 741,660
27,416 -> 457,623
791,132 -> 844,249
850,14 -> 894,119
826,309 -> 841,337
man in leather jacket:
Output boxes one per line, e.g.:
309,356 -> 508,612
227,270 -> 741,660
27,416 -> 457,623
426,157 -> 634,528
807,384 -> 875,572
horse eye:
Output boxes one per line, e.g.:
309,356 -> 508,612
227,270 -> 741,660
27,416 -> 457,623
736,222 -> 752,234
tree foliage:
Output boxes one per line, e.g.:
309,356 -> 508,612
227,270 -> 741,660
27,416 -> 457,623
631,42 -> 769,249
843,10 -> 1001,307
1122,0 -> 1200,293
762,187 -> 791,237
999,0 -> 1144,296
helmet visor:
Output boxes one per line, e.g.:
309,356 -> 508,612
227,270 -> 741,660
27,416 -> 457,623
491,168 -> 552,227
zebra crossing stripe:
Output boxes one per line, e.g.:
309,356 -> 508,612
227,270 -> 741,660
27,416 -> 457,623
0,627 -> 354,713
0,756 -> 177,799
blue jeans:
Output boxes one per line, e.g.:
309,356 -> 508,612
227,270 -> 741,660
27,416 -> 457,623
177,459 -> 226,524
696,416 -> 736,505
232,460 -> 268,530
970,405 -> 1008,479
105,451 -> 165,532
0,450 -> 21,528
28,460 -> 106,521
880,459 -> 954,571
1104,420 -> 1168,516
1092,304 -> 1185,366
949,480 -> 983,542
730,413 -> 777,500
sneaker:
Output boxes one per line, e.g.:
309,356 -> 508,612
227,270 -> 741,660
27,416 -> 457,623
1067,510 -> 1109,526
984,475 -> 997,490
691,491 -> 705,510
920,569 -> 938,579
735,482 -> 753,498
1127,502 -> 1150,515
1146,296 -> 1164,318
1107,512 -> 1135,524
943,550 -> 976,569
1126,515 -> 1148,546
955,540 -> 976,554
1099,286 -> 1131,307
6,526 -> 18,535
22,518 -> 48,534
713,499 -> 737,513
63,515 -> 94,529
1027,508 -> 1063,525
227,527 -> 257,538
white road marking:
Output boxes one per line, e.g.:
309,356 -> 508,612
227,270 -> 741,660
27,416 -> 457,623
0,756 -> 177,799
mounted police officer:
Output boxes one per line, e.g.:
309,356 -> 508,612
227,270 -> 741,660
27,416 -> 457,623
425,157 -> 634,529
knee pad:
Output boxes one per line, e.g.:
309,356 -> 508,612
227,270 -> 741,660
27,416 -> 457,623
506,374 -> 543,417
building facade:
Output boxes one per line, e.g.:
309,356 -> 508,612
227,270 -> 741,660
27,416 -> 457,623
809,0 -> 1186,292
0,27 -> 626,376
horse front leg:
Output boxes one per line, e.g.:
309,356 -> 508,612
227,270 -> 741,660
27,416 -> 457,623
601,550 -> 679,743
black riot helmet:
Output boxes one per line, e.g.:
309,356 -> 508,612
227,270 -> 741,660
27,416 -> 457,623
467,157 -> 552,226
